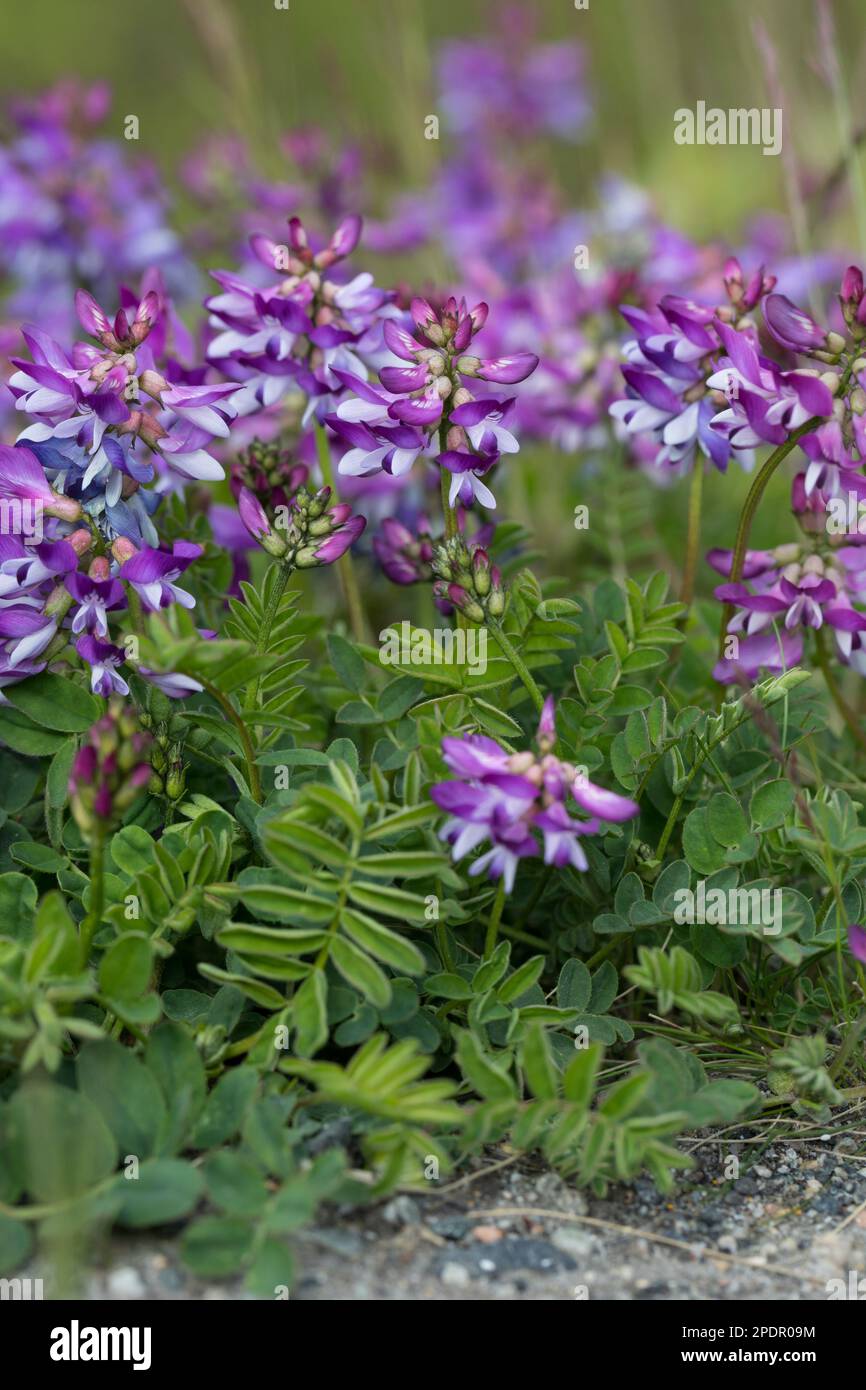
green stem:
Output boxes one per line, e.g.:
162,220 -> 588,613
314,421 -> 366,643
200,678 -> 262,804
435,920 -> 456,972
484,880 -> 507,959
439,435 -> 457,540
314,833 -> 361,969
681,462 -> 703,609
244,563 -> 292,710
717,417 -> 822,657
79,833 -> 105,968
488,619 -> 545,713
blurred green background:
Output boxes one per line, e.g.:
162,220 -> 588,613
2,0 -> 865,245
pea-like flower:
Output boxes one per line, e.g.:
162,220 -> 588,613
430,696 -> 639,892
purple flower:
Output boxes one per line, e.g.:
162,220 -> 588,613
764,294 -> 832,355
330,296 -> 536,511
119,540 -> 202,611
0,444 -> 82,521
430,699 -> 639,894
0,536 -> 77,598
373,516 -> 434,585
848,924 -> 866,963
65,571 -> 126,636
138,667 -> 204,699
707,321 -> 835,451
76,634 -> 129,697
610,297 -> 737,473
438,447 -> 499,509
466,354 -> 540,385
0,604 -> 58,668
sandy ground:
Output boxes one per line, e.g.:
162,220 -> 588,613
32,1122 -> 866,1302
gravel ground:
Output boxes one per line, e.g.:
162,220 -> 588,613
25,1123 -> 866,1301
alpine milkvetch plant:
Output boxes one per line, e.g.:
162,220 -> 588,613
3,41 -> 866,1305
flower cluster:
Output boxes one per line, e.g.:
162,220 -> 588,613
236,468 -> 365,568
328,295 -> 538,509
430,697 -> 639,892
10,282 -> 236,519
206,213 -> 393,422
0,439 -> 205,698
68,700 -> 152,838
610,264 -> 785,474
431,534 -> 506,623
710,265 -> 866,683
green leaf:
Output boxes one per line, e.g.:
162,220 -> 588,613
0,708 -> 67,755
707,793 -> 749,848
77,1040 -> 167,1158
498,955 -> 545,1004
98,933 -> 153,1002
204,1151 -> 269,1216
328,633 -> 365,692
340,908 -> 425,975
520,1023 -> 558,1099
557,960 -> 591,1012
0,873 -> 37,943
246,1240 -> 294,1298
5,673 -> 101,732
197,964 -> 286,1010
293,970 -> 329,1057
424,972 -> 473,1001
9,842 -> 65,873
145,1023 -> 207,1154
682,807 -> 727,875
455,1030 -> 516,1101
114,1158 -> 204,1228
347,881 -> 429,924
5,1082 -> 117,1202
356,850 -> 443,879
190,1067 -> 259,1149
750,779 -> 796,831
562,1043 -> 603,1108
330,935 -> 391,1009
181,1216 -> 255,1277
217,923 -> 327,957
231,880 -> 335,925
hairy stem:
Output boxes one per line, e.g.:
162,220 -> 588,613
200,677 -> 262,804
484,879 -> 507,959
79,833 -> 105,969
717,417 -> 821,657
489,619 -> 545,713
